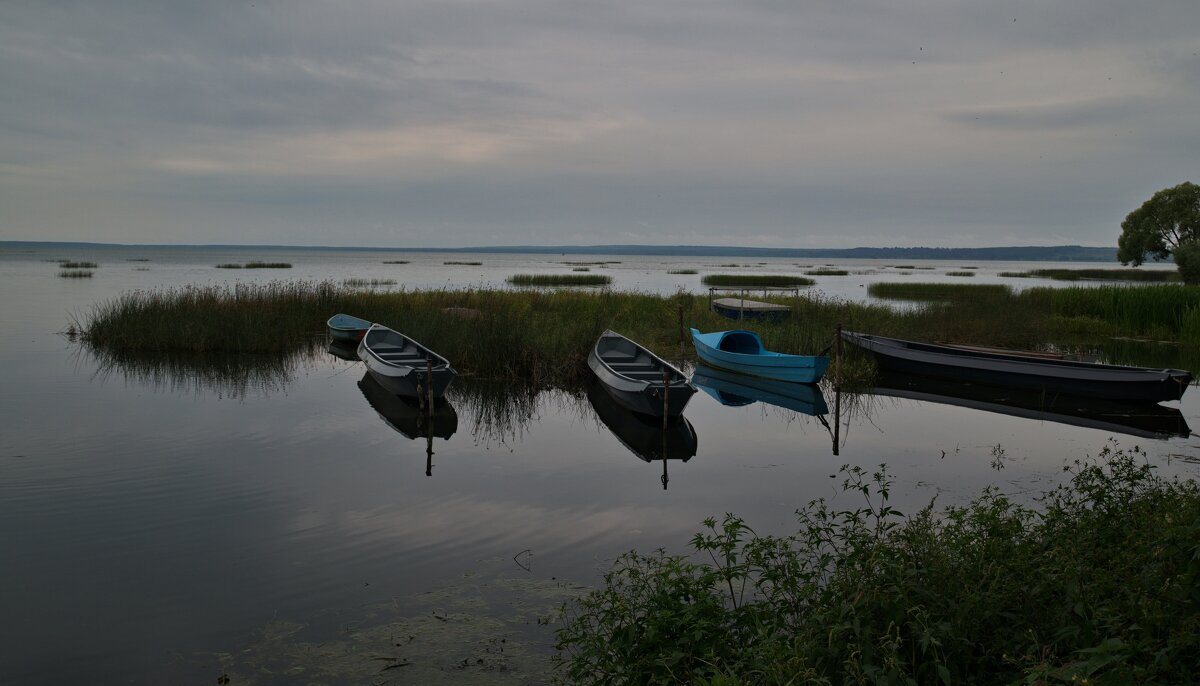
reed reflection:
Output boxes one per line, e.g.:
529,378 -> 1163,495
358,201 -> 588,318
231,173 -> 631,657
81,338 -> 322,398
585,382 -> 698,489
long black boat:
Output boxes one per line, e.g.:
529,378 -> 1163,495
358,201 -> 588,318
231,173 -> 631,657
588,330 -> 696,417
841,331 -> 1191,403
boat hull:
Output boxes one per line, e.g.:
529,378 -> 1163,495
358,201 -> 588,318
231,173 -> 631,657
588,330 -> 696,417
842,331 -> 1191,403
358,324 -> 456,399
710,298 -> 790,321
691,328 -> 828,383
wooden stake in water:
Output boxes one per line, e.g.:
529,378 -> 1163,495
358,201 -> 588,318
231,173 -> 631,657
662,369 -> 670,489
833,324 -> 842,456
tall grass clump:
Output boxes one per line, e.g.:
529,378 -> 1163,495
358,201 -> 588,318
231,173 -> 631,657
58,269 -> 94,278
803,269 -> 849,276
342,278 -> 397,287
869,282 -> 1010,300
557,447 -> 1200,685
217,261 -> 292,269
945,270 -> 976,277
668,269 -> 698,275
444,261 -> 482,266
60,261 -> 98,268
702,274 -> 814,287
507,274 -> 612,286
1020,284 -> 1200,339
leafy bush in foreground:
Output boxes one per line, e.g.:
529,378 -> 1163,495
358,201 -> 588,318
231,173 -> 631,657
555,447 -> 1200,685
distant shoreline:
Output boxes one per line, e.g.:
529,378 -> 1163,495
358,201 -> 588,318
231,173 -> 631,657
1,240 -> 1120,262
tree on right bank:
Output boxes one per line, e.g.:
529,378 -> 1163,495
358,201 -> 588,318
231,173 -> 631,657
1117,181 -> 1200,283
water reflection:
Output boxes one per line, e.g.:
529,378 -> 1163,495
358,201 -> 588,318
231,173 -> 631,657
326,338 -> 360,361
586,382 -> 698,489
83,339 -> 321,398
358,372 -> 458,476
867,370 -> 1191,440
691,364 -> 829,416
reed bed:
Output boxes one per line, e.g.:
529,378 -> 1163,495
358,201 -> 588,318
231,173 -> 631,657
382,260 -> 410,264
571,267 -> 591,272
868,282 -> 1010,300
668,269 -> 698,275
58,269 -> 94,278
945,271 -> 976,277
443,261 -> 483,266
507,274 -> 612,286
701,274 -> 815,287
803,269 -> 849,276
77,280 -> 1200,387
216,261 -> 293,269
1000,268 -> 1178,282
60,261 -> 98,268
561,261 -> 620,265
342,278 -> 397,287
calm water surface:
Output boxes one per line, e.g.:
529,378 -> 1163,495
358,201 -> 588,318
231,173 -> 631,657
1,246 -> 1196,684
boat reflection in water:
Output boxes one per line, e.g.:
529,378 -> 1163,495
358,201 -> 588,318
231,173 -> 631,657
869,370 -> 1191,440
691,364 -> 829,416
326,338 -> 361,362
586,382 -> 698,489
357,372 -> 458,475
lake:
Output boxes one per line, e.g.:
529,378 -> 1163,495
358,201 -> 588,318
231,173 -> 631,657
1,245 -> 1196,684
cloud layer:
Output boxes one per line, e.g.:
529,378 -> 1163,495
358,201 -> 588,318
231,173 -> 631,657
2,0 -> 1198,247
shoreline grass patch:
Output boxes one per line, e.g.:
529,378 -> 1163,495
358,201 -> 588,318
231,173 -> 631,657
444,261 -> 483,266
507,273 -> 612,287
803,269 -> 849,276
59,261 -> 98,269
382,260 -> 410,264
668,269 -> 698,275
945,270 -> 976,276
702,274 -> 815,287
58,269 -> 94,278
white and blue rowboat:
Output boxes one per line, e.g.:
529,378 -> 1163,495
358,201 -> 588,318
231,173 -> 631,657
358,323 -> 456,399
588,330 -> 696,417
690,328 -> 829,384
327,313 -> 373,342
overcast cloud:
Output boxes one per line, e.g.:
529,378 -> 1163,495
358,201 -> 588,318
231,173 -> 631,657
1,0 -> 1197,247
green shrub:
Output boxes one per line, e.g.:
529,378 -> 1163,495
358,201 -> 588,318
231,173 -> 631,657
557,447 -> 1200,684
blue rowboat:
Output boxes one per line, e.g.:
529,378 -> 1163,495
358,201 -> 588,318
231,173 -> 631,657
690,328 -> 828,383
327,313 -> 373,342
691,364 -> 828,416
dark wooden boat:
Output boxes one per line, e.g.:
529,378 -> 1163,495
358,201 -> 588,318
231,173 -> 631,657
587,330 -> 696,417
586,382 -> 698,463
358,324 -> 456,399
691,364 -> 829,416
870,370 -> 1190,440
841,331 -> 1191,403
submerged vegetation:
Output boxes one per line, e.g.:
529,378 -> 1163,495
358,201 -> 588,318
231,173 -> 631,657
702,274 -> 815,287
555,447 -> 1200,685
507,274 -> 613,287
1000,268 -> 1179,282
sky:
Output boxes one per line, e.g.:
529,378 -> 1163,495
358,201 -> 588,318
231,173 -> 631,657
1,1 -> 1197,249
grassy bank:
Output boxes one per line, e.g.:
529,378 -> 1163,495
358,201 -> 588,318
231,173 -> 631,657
76,281 -> 1200,384
555,447 -> 1200,685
